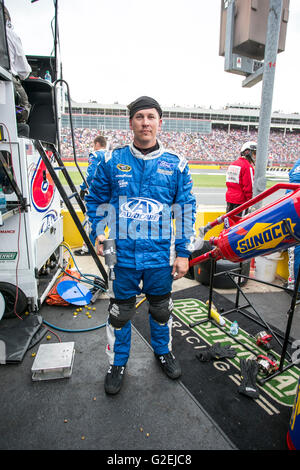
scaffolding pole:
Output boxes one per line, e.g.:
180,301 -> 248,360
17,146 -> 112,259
253,0 -> 284,202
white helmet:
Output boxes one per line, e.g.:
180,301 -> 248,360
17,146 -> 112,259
241,141 -> 257,155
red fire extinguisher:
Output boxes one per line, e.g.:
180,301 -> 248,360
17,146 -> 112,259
190,183 -> 300,268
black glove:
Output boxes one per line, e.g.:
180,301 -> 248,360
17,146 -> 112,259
196,342 -> 237,362
80,189 -> 88,200
238,359 -> 259,399
196,348 -> 213,362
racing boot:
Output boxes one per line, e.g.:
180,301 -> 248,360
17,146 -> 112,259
154,352 -> 181,380
104,365 -> 126,395
104,311 -> 132,395
148,304 -> 181,379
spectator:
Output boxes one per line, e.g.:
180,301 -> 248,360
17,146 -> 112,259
59,127 -> 299,166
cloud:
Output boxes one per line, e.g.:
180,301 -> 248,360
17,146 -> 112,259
5,0 -> 300,113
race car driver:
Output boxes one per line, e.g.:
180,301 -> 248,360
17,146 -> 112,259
225,141 -> 256,214
86,96 -> 196,394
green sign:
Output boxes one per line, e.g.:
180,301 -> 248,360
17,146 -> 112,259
0,252 -> 17,261
173,298 -> 300,409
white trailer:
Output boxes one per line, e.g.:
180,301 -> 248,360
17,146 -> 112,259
0,1 -> 107,319
0,64 -> 64,318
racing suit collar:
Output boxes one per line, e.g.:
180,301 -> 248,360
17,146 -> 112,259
129,139 -> 165,160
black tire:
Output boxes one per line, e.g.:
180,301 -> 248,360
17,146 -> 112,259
186,241 -> 212,280
212,259 -> 250,289
192,243 -> 250,289
0,282 -> 28,319
192,241 -> 213,281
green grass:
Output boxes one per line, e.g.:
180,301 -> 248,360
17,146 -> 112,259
59,170 -> 278,188
191,174 -> 276,188
191,174 -> 226,187
59,170 -> 85,186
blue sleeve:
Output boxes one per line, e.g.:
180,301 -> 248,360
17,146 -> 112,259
173,162 -> 196,258
289,161 -> 300,184
85,160 -> 112,244
286,159 -> 300,193
80,152 -> 104,191
80,180 -> 87,191
86,158 -> 100,187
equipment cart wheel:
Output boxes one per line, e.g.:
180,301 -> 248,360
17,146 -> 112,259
0,282 -> 28,319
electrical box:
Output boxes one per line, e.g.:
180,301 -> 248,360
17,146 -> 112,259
219,0 -> 290,61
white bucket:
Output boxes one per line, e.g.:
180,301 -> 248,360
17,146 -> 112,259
255,252 -> 283,283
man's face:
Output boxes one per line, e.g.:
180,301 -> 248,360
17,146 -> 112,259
129,108 -> 162,148
94,142 -> 105,151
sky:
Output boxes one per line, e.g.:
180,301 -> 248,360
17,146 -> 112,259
4,0 -> 300,113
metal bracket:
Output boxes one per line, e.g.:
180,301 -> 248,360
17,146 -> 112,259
224,0 -> 263,87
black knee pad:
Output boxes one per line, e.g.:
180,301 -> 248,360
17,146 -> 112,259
146,292 -> 173,324
108,296 -> 136,328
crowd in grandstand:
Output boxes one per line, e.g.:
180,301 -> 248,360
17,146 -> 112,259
60,127 -> 299,165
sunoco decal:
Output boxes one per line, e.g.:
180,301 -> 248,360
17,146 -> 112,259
172,298 -> 299,410
236,219 -> 296,255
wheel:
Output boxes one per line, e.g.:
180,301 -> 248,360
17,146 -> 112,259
212,259 -> 250,289
0,282 -> 28,319
0,292 -> 5,320
192,241 -> 213,282
186,241 -> 212,280
193,244 -> 250,289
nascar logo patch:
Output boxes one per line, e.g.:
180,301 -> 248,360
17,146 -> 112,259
117,163 -> 131,172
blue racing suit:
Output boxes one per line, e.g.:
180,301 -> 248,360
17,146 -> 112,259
288,158 -> 300,292
80,150 -> 105,192
86,141 -> 196,365
78,150 -> 105,252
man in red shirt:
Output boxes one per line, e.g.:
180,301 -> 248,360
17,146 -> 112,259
225,141 -> 257,214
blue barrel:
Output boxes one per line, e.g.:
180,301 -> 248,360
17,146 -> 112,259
287,377 -> 300,450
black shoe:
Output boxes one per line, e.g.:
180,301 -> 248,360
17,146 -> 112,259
74,249 -> 90,256
154,352 -> 181,379
104,365 -> 126,395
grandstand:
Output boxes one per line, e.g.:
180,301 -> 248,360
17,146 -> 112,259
61,101 -> 300,167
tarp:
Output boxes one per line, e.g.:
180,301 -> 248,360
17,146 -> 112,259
0,314 -> 43,363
